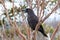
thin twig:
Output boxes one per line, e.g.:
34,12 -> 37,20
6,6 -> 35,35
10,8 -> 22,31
34,3 -> 58,40
26,0 -> 32,9
51,23 -> 60,40
50,1 -> 60,40
0,0 -> 26,40
12,0 -> 27,40
1,20 -> 8,40
42,3 -> 58,22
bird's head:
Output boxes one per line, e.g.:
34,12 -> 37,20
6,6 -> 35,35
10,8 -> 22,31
22,8 -> 34,13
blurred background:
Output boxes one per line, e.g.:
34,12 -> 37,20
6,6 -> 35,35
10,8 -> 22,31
0,0 -> 60,40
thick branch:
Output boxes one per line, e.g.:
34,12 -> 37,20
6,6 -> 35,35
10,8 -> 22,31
35,3 -> 58,32
34,3 -> 58,40
42,4 -> 58,22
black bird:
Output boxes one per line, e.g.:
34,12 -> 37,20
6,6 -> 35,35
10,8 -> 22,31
22,8 -> 48,37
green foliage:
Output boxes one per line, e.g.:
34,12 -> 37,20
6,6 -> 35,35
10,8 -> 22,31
21,5 -> 27,9
5,29 -> 10,37
21,29 -> 27,36
5,29 -> 14,38
50,27 -> 54,33
43,24 -> 54,33
9,0 -> 12,2
51,0 -> 57,3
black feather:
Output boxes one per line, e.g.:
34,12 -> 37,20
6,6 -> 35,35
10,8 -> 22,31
22,8 -> 48,37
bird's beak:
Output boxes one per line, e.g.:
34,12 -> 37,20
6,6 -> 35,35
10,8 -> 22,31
22,9 -> 26,12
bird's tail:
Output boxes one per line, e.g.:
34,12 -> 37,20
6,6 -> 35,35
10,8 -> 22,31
38,25 -> 48,37
41,31 -> 48,37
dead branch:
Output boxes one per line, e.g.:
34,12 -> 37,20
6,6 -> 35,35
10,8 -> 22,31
12,0 -> 27,40
0,0 -> 27,40
1,20 -> 8,40
42,4 -> 58,22
51,23 -> 60,40
50,0 -> 60,40
25,0 -> 32,9
34,2 -> 58,40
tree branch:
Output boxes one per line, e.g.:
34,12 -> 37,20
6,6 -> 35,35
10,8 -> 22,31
34,3 -> 58,40
0,0 -> 27,40
51,23 -> 60,40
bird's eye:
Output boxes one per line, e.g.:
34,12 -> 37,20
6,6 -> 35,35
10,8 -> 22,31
26,9 -> 29,12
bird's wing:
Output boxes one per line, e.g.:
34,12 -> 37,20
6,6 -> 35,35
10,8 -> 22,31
27,16 -> 38,30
